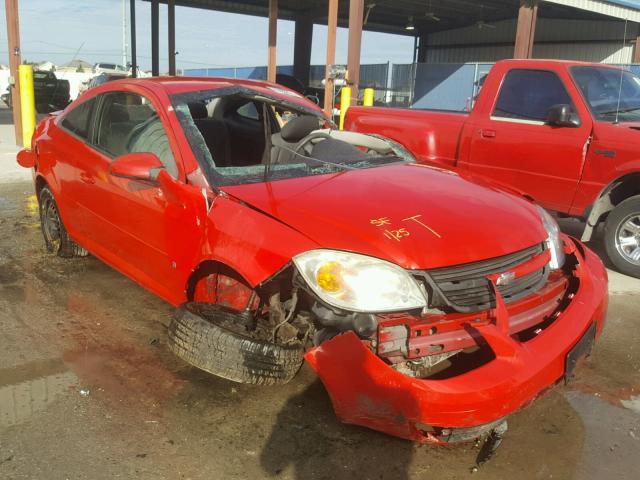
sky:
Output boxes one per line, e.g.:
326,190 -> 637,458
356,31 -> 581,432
0,0 -> 414,72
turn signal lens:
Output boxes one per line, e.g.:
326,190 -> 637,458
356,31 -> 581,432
316,261 -> 343,292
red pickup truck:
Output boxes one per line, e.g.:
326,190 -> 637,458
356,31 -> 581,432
346,59 -> 640,277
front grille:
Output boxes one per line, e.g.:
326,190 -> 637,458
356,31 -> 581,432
415,243 -> 548,313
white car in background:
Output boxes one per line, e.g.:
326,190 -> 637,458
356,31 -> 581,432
93,63 -> 128,75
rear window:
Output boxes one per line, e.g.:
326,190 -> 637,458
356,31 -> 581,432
60,97 -> 97,140
493,69 -> 575,122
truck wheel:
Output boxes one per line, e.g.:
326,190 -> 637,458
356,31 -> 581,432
604,195 -> 640,278
39,186 -> 88,258
168,303 -> 304,385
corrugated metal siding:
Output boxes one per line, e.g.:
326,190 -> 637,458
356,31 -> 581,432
427,42 -> 634,63
426,17 -> 638,64
544,0 -> 640,22
428,18 -> 638,46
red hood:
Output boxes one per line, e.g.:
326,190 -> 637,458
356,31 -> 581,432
222,163 -> 548,269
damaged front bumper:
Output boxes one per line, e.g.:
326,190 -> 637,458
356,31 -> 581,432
304,236 -> 608,443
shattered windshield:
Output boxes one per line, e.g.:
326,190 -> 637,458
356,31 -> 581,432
571,66 -> 640,122
171,87 -> 411,187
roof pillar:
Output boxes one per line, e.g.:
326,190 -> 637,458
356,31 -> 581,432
323,0 -> 338,117
267,0 -> 277,83
347,0 -> 364,104
514,0 -> 538,59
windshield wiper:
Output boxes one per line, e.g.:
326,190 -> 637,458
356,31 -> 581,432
600,106 -> 640,115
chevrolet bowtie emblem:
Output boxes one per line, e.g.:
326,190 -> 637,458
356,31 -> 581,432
496,271 -> 516,286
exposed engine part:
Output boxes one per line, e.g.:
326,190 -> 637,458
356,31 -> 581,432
271,289 -> 298,341
310,302 -> 378,338
392,349 -> 462,378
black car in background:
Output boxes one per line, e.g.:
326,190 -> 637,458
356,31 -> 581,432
1,70 -> 71,113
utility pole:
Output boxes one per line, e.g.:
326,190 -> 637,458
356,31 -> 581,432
122,0 -> 128,68
5,0 -> 22,145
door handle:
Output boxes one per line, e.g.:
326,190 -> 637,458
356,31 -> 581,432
480,129 -> 496,138
80,172 -> 95,184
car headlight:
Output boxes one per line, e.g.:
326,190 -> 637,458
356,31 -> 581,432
536,205 -> 565,270
293,249 -> 427,313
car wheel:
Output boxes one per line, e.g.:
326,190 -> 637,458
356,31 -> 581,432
168,302 -> 304,385
39,186 -> 88,258
604,195 -> 640,278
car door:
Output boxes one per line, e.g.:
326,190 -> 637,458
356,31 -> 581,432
74,88 -> 203,303
49,94 -> 101,239
467,68 -> 593,212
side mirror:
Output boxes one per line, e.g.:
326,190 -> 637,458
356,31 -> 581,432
546,104 -> 580,128
109,152 -> 164,182
17,149 -> 36,168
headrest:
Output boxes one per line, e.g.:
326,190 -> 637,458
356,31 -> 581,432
109,103 -> 130,122
188,102 -> 208,120
280,115 -> 319,143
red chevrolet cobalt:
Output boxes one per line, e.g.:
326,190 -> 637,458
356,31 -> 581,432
18,77 -> 608,444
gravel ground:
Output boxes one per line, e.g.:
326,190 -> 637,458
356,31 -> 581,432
1,175 -> 639,480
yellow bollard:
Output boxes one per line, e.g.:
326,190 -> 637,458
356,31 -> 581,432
339,86 -> 351,130
363,87 -> 374,107
19,64 -> 36,149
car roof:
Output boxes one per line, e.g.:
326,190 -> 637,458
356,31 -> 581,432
495,59 -> 626,71
100,76 -> 326,116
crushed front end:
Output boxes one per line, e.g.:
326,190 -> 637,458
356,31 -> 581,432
302,235 -> 608,443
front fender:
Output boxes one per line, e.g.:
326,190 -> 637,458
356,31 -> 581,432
200,195 -> 318,288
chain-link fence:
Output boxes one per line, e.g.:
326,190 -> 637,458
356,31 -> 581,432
185,62 -> 640,112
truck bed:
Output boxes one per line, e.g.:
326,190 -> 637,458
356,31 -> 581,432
344,106 -> 468,168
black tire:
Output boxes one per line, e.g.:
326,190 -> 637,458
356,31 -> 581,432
38,186 -> 88,258
168,303 -> 304,385
604,195 -> 640,278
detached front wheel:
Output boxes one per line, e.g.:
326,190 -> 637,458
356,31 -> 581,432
604,195 -> 640,278
168,303 -> 304,385
39,186 -> 88,258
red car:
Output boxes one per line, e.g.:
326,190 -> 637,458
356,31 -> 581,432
18,76 -> 607,444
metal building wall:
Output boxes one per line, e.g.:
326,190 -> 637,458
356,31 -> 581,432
426,18 -> 639,64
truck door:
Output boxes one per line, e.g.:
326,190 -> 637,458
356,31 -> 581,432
466,68 -> 592,213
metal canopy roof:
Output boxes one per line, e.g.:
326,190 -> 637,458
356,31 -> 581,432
143,0 -> 639,36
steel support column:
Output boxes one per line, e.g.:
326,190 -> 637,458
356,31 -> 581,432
634,35 -> 640,63
268,0 -> 277,83
417,32 -> 428,63
130,0 -> 137,77
151,0 -> 160,76
514,0 -> 538,59
347,0 -> 364,104
323,0 -> 338,117
293,15 -> 313,86
5,0 -> 22,145
168,0 -> 176,75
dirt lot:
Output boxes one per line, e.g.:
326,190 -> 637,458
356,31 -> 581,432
1,179 -> 639,480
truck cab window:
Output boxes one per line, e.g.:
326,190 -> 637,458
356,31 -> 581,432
493,69 -> 575,123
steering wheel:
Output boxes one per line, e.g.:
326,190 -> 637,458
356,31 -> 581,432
293,131 -> 332,157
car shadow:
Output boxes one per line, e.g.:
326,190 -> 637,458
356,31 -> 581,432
259,377 -> 417,480
260,340 -> 420,480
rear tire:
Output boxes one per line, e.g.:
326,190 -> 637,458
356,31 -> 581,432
604,195 -> 640,278
39,186 -> 88,258
168,303 -> 304,385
